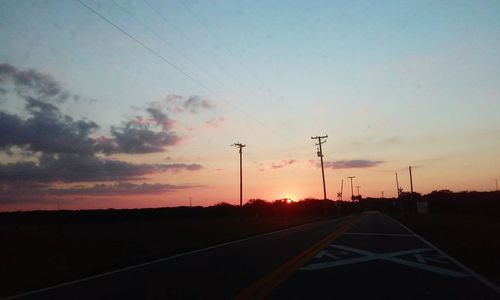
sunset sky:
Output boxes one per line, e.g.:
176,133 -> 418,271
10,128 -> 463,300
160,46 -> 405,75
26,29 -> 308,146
1,0 -> 499,211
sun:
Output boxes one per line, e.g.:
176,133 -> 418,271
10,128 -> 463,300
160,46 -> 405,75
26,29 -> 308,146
279,193 -> 298,203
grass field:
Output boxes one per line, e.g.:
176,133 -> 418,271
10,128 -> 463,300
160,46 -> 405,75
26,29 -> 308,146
0,214 -> 330,297
389,212 -> 500,287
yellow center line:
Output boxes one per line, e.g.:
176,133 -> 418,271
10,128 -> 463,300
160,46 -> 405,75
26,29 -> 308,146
235,215 -> 363,300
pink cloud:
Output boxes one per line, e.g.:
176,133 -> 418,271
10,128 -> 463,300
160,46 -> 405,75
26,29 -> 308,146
271,159 -> 297,170
205,117 -> 225,128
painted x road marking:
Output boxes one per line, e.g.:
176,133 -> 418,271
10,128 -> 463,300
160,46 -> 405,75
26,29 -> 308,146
300,245 -> 469,278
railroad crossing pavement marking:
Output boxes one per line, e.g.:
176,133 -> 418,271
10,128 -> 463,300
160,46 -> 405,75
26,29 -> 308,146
300,244 -> 470,278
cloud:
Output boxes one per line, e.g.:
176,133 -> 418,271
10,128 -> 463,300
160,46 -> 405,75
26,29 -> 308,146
0,63 -> 71,102
271,159 -> 296,170
0,182 -> 194,197
323,160 -> 384,169
0,153 -> 202,183
102,105 -> 182,154
164,94 -> 214,114
0,64 -> 183,156
205,117 -> 225,128
183,95 -> 214,113
0,97 -> 181,155
0,182 -> 202,205
110,118 -> 180,154
0,98 -> 102,155
146,107 -> 174,130
161,163 -> 203,172
60,182 -> 196,195
0,64 -> 204,201
0,87 -> 6,102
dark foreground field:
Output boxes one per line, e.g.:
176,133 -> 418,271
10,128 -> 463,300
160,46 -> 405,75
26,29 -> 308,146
3,193 -> 500,298
0,200 -> 350,297
390,212 -> 500,287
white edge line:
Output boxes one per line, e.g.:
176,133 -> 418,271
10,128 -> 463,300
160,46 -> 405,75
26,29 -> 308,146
384,212 -> 500,296
3,215 -> 351,300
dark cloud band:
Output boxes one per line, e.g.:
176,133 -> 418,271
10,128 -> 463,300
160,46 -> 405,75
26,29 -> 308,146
0,153 -> 202,183
323,160 -> 384,169
0,182 -> 195,197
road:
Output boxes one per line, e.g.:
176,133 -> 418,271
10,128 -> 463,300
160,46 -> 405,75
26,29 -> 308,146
7,212 -> 500,299
269,211 -> 500,299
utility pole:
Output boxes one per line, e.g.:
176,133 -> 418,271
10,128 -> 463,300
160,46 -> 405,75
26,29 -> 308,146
395,172 -> 400,197
495,178 -> 498,191
232,142 -> 246,207
356,186 -> 361,196
340,179 -> 344,200
409,166 -> 414,194
189,196 -> 192,208
381,191 -> 384,198
347,176 -> 355,200
311,135 -> 328,200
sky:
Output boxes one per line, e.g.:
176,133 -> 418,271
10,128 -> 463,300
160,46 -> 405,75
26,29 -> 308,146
1,0 -> 499,211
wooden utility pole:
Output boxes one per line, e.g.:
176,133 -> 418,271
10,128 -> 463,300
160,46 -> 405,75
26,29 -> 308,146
395,172 -> 400,197
311,135 -> 328,200
232,143 -> 246,207
409,166 -> 414,194
340,179 -> 344,200
347,176 -> 356,200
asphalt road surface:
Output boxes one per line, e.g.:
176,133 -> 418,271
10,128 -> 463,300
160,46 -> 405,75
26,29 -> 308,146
7,212 -> 500,299
270,211 -> 500,299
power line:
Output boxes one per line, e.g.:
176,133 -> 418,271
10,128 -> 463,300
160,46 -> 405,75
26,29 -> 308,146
146,0 -> 305,133
178,0 -> 257,82
77,0 -> 303,148
111,0 -> 229,92
143,0 -> 250,91
111,1 -> 287,148
177,0 -> 304,120
77,0 -> 221,104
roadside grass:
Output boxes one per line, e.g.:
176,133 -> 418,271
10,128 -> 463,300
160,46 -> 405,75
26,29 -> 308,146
0,215 -> 329,297
388,212 -> 500,287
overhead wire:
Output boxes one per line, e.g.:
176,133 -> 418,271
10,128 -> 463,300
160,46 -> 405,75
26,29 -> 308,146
105,1 -> 252,149
143,0 -> 309,148
111,0 -> 229,94
142,0 -> 248,91
143,0 -> 305,124
77,0 -> 307,150
177,0 -> 305,121
178,0 -> 259,84
116,0 -> 293,148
